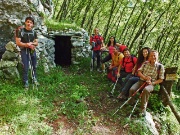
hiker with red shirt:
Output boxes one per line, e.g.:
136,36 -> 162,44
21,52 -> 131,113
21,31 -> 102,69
117,48 -> 137,87
117,47 -> 151,100
90,28 -> 104,72
128,50 -> 165,116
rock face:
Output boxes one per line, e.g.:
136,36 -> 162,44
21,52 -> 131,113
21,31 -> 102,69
0,41 -> 21,79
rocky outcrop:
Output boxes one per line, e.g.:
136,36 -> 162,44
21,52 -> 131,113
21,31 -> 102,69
0,42 -> 21,79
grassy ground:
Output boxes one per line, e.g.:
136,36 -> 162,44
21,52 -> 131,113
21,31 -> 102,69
0,57 -> 179,135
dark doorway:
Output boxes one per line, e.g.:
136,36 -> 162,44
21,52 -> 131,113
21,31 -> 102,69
54,36 -> 72,66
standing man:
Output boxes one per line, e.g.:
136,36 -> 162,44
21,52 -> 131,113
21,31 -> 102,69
90,28 -> 104,72
129,50 -> 165,116
16,16 -> 38,89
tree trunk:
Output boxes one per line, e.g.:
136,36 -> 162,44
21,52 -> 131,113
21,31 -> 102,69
176,78 -> 180,90
55,0 -> 66,20
126,2 -> 147,46
128,12 -> 150,50
115,7 -> 126,41
159,67 -> 179,124
120,2 -> 138,43
81,0 -> 92,28
142,1 -> 174,46
160,85 -> 180,124
103,0 -> 118,39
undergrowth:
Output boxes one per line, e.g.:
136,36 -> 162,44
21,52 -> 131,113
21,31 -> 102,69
0,57 -> 179,135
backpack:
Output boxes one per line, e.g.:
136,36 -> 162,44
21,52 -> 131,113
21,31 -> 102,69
119,44 -> 127,52
122,55 -> 136,66
121,55 -> 136,71
107,67 -> 118,83
112,52 -> 123,65
91,34 -> 102,49
15,26 -> 35,39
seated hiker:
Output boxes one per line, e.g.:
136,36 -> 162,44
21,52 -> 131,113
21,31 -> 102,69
117,48 -> 137,87
90,28 -> 104,72
117,47 -> 151,100
101,36 -> 122,72
128,50 -> 165,116
107,47 -> 124,82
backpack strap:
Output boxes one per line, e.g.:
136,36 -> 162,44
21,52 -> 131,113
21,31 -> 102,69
91,34 -> 95,40
20,28 -> 24,37
131,55 -> 136,66
122,57 -> 125,67
117,53 -> 121,60
157,64 -> 162,79
91,34 -> 101,41
122,55 -> 136,67
19,27 -> 35,38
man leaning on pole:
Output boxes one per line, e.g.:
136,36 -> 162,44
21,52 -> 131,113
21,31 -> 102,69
128,50 -> 165,116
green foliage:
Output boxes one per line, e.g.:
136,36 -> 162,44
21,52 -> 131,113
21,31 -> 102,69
52,0 -> 180,72
148,94 -> 167,113
128,119 -> 153,135
0,57 -> 179,134
160,108 -> 180,135
45,19 -> 80,31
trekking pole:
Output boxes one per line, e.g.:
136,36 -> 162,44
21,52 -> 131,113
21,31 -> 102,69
110,77 -> 119,95
28,52 -> 35,90
27,34 -> 38,90
110,82 -> 114,88
28,50 -> 38,90
90,42 -> 95,71
90,50 -> 94,71
113,82 -> 147,116
128,88 -> 144,119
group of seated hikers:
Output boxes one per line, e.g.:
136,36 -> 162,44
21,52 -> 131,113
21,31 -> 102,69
90,28 -> 165,116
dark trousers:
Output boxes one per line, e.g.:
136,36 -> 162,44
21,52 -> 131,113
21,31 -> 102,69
121,74 -> 139,96
92,50 -> 101,68
118,70 -> 132,86
101,53 -> 111,63
21,49 -> 37,83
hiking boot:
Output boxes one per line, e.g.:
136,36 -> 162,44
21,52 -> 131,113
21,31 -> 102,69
117,92 -> 127,101
24,81 -> 29,90
33,78 -> 40,86
128,96 -> 135,105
